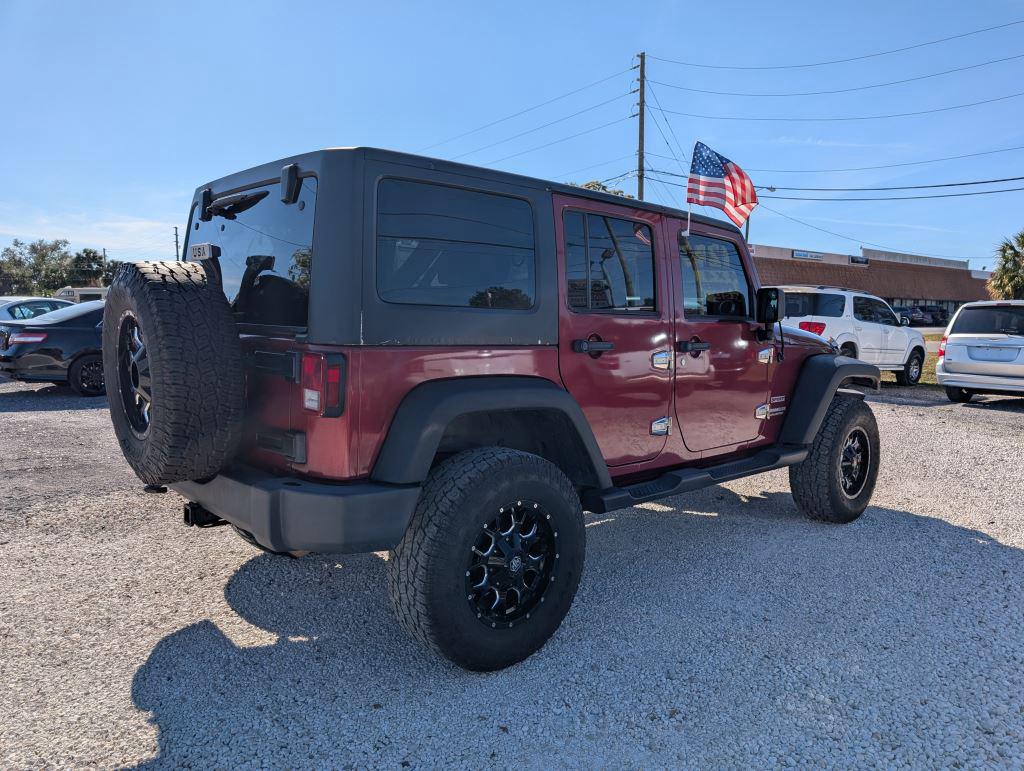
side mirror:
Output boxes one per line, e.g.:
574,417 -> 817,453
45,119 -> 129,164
901,317 -> 910,326
756,287 -> 784,325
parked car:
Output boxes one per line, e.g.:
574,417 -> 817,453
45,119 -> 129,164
777,286 -> 927,385
891,305 -> 926,326
911,306 -> 936,326
936,300 -> 1024,403
102,148 -> 881,671
921,305 -> 950,325
0,300 -> 106,395
0,296 -> 73,320
54,285 -> 109,303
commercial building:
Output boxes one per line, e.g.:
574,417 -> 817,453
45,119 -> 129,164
751,244 -> 992,317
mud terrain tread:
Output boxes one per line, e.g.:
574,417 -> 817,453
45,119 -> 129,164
387,447 -> 582,664
102,261 -> 245,485
789,395 -> 878,523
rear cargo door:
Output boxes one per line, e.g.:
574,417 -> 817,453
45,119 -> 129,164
942,305 -> 1024,379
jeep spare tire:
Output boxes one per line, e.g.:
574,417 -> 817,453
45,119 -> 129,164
102,261 -> 245,486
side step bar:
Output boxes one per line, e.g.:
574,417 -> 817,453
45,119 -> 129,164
583,445 -> 809,514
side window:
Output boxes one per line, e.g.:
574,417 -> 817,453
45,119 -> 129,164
376,179 -> 536,309
853,297 -> 876,323
679,234 -> 751,318
872,299 -> 899,326
562,211 -> 655,311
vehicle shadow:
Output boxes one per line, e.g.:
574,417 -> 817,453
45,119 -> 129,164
961,396 -> 1024,413
0,383 -> 107,412
130,487 -> 1024,767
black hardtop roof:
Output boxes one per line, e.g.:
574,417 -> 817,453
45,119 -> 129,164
195,147 -> 741,236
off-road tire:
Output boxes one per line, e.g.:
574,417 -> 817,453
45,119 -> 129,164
102,261 -> 245,486
388,447 -> 585,671
945,386 -> 973,403
68,353 -> 105,396
895,349 -> 924,386
789,395 -> 879,524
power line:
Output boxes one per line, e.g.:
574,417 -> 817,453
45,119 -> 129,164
556,153 -> 636,179
450,93 -> 631,160
646,172 -> 1024,200
645,81 -> 690,164
761,187 -> 1024,201
656,90 -> 1024,122
648,52 -> 1024,97
420,67 -> 634,152
648,19 -> 1024,70
649,169 -> 1024,191
486,115 -> 634,165
756,203 -> 973,260
742,144 -> 1024,174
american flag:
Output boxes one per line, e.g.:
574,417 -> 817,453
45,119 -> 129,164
687,141 -> 758,227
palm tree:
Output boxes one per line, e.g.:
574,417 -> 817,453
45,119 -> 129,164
989,230 -> 1024,300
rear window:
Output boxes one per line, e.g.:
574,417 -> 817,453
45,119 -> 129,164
952,306 -> 1024,335
24,300 -> 104,324
785,292 -> 844,318
188,178 -> 316,327
376,179 -> 535,309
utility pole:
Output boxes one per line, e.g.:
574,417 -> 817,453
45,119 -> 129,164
636,51 -> 646,201
174,226 -> 180,261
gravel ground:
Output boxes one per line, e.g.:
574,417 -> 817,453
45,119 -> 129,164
1,380 -> 1023,768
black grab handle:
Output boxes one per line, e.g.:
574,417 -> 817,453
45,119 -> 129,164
677,340 -> 711,353
572,339 -> 615,354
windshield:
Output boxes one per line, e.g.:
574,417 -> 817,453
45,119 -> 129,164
24,300 -> 104,324
951,306 -> 1024,336
188,178 -> 316,327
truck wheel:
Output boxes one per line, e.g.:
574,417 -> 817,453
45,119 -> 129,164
789,396 -> 879,524
945,386 -> 973,403
895,350 -> 923,386
102,261 -> 245,486
68,353 -> 105,396
388,447 -> 585,671
839,343 -> 857,359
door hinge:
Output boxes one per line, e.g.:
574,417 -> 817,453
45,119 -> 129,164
758,347 -> 773,364
651,350 -> 673,370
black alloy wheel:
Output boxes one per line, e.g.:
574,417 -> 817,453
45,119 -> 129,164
117,313 -> 152,435
840,427 -> 871,499
71,355 -> 106,396
466,500 -> 558,628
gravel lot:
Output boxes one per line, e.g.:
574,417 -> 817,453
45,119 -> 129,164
2,380 -> 1023,768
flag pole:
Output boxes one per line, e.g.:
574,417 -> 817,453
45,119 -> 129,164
684,201 -> 691,238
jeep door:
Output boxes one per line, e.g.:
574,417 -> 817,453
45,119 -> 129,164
554,194 -> 674,467
670,225 -> 770,454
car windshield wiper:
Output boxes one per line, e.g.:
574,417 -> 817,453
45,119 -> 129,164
206,190 -> 268,220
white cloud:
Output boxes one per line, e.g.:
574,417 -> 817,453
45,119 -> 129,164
0,208 -> 182,259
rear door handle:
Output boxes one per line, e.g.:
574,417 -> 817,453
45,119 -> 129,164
677,340 -> 711,353
572,339 -> 614,354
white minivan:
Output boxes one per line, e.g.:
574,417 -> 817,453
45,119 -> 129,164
776,285 -> 927,385
936,300 -> 1024,402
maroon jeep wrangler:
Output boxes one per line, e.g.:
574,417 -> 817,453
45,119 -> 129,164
103,148 -> 881,671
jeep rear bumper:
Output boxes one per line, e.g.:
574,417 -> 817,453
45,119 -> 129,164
170,465 -> 421,554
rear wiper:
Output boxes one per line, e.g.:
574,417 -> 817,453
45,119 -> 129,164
206,190 -> 268,220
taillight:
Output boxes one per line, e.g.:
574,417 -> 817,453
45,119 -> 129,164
938,336 -> 947,358
799,321 -> 827,337
9,331 -> 47,344
300,352 -> 346,417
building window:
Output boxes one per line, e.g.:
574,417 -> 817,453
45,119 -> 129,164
849,254 -> 870,266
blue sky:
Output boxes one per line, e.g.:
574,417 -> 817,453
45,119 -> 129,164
0,0 -> 1021,270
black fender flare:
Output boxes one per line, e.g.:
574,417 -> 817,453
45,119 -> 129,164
370,376 -> 612,489
779,355 -> 881,446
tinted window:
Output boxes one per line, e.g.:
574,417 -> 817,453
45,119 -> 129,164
679,235 -> 750,318
188,178 -> 316,327
952,306 -> 1024,335
563,212 -> 655,311
853,296 -> 876,323
785,292 -> 844,318
11,301 -> 55,319
377,179 -> 535,309
871,299 -> 900,326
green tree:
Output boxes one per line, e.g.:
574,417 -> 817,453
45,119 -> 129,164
0,238 -> 72,294
570,180 -> 635,199
989,230 -> 1024,300
69,248 -> 105,286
